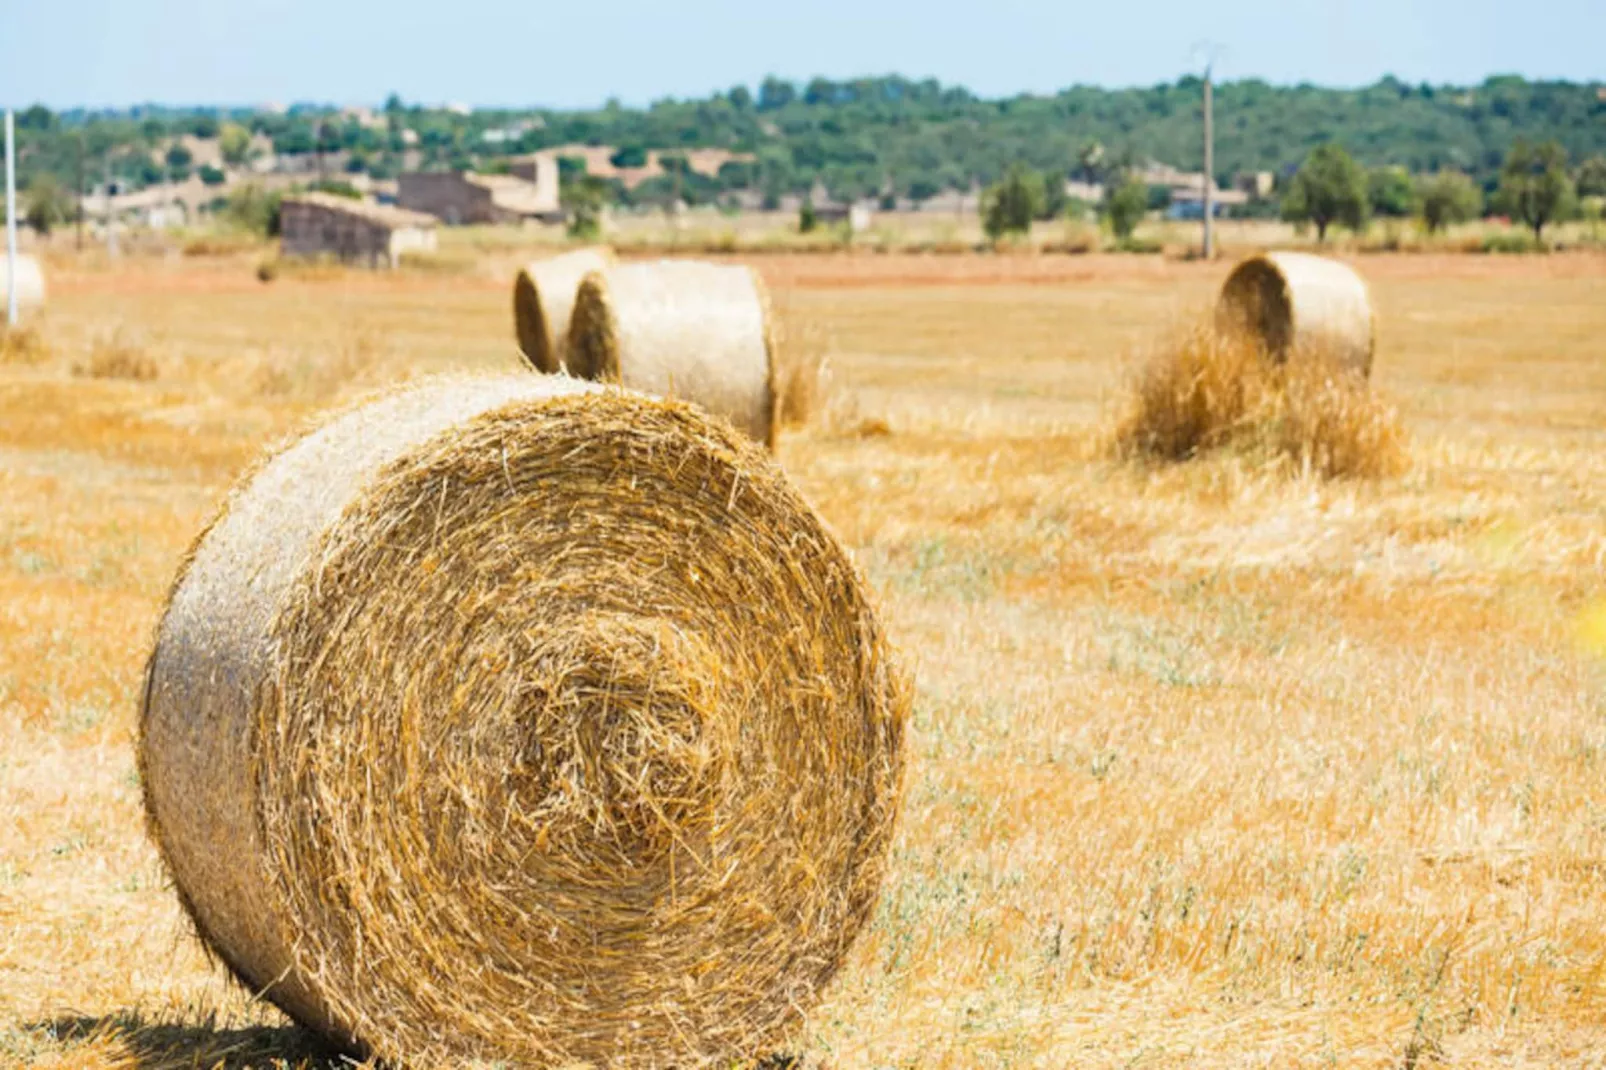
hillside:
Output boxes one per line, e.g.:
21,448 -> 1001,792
7,74 -> 1605,209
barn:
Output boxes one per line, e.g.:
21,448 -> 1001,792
278,194 -> 438,268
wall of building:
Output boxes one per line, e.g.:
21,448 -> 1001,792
397,173 -> 494,224
281,202 -> 434,267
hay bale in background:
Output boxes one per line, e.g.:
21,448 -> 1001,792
568,260 -> 777,448
1217,251 -> 1375,377
139,375 -> 907,1068
512,247 -> 614,372
0,254 -> 47,319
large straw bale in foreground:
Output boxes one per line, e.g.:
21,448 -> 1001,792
0,254 -> 47,317
1217,251 -> 1374,376
512,247 -> 615,372
568,260 -> 777,448
139,375 -> 907,1068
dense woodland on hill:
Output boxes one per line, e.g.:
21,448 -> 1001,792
8,74 -> 1606,206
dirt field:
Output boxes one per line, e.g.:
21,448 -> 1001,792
1,250 -> 1604,1068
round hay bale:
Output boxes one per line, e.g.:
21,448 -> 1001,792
138,375 -> 908,1069
1216,251 -> 1375,376
0,254 -> 47,318
512,247 -> 615,372
568,260 -> 778,448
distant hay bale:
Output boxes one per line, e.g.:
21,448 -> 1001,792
512,247 -> 614,372
138,375 -> 908,1069
0,254 -> 47,317
568,260 -> 778,448
1217,251 -> 1375,377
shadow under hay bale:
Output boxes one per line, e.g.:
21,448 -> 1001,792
0,253 -> 47,319
1110,321 -> 1406,480
1216,251 -> 1375,377
568,260 -> 778,448
138,375 -> 908,1069
512,247 -> 614,373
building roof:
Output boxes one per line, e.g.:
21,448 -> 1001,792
281,192 -> 438,229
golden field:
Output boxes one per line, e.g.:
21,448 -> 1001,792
0,246 -> 1604,1068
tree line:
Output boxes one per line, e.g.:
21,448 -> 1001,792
976,139 -> 1603,244
4,73 -> 1605,211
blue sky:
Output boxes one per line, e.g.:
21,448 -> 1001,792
2,0 -> 1601,110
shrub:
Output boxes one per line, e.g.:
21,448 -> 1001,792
1104,176 -> 1147,240
1481,231 -> 1546,254
224,184 -> 284,236
981,165 -> 1044,240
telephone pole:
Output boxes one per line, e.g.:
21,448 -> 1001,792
6,108 -> 17,328
1203,66 -> 1214,260
1191,42 -> 1225,261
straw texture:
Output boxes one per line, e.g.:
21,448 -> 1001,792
512,247 -> 614,372
138,375 -> 908,1068
568,260 -> 778,448
0,254 -> 47,317
1217,252 -> 1375,377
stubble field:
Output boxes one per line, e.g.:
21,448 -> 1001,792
1,249 -> 1604,1068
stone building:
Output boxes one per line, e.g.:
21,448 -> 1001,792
279,193 -> 438,268
397,171 -> 561,225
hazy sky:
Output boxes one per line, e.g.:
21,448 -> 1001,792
2,0 -> 1601,110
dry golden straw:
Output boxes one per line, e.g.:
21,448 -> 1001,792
1217,251 -> 1375,377
0,253 -> 47,317
512,247 -> 615,372
1110,320 -> 1406,480
138,375 -> 908,1068
568,260 -> 778,448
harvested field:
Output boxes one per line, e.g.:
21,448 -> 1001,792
1,250 -> 1604,1068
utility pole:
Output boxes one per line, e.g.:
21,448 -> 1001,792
6,108 -> 17,328
1202,66 -> 1214,260
76,131 -> 85,251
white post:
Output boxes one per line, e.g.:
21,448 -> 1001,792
1202,70 -> 1214,261
6,108 -> 17,327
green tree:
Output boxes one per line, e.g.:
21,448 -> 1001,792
1416,171 -> 1482,233
1573,154 -> 1606,198
798,199 -> 818,233
1104,174 -> 1147,240
1281,144 -> 1369,240
1496,140 -> 1576,240
219,123 -> 252,166
562,175 -> 607,240
1367,166 -> 1417,218
610,145 -> 647,169
198,164 -> 227,186
981,165 -> 1044,240
24,175 -> 72,235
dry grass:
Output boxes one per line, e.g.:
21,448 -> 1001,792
1111,321 -> 1408,479
1,249 -> 1604,1068
73,328 -> 159,382
0,323 -> 50,366
772,297 -> 833,428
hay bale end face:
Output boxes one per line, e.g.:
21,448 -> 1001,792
1217,251 -> 1375,376
0,254 -> 47,318
139,375 -> 907,1068
568,260 -> 778,448
512,247 -> 614,372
